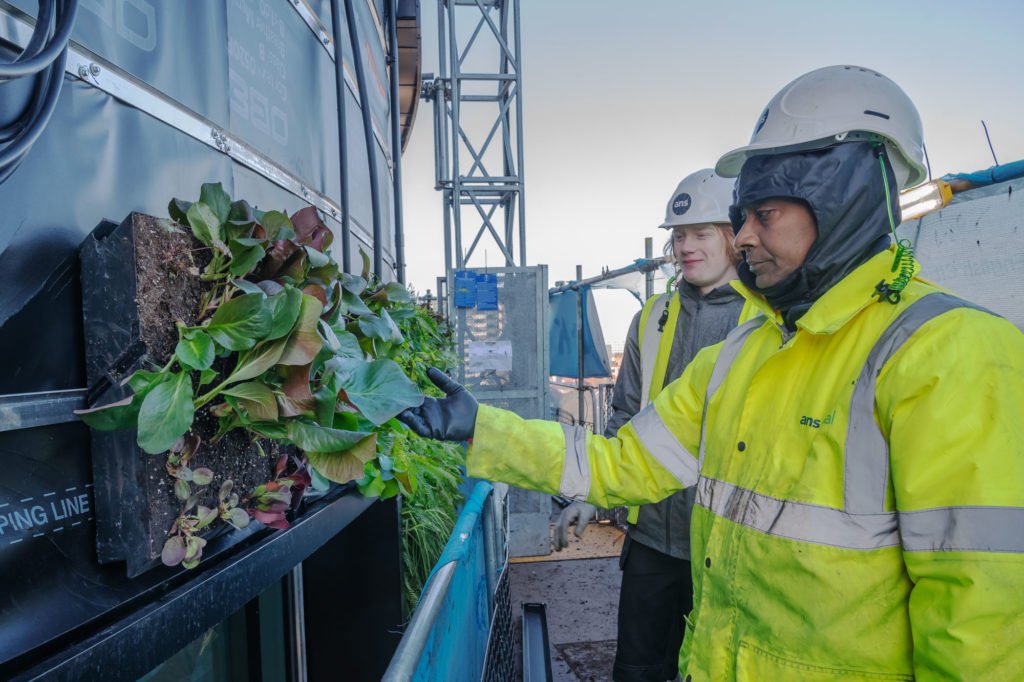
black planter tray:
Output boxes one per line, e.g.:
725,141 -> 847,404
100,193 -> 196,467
80,213 -> 279,577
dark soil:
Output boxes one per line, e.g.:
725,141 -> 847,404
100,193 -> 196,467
132,214 -> 206,363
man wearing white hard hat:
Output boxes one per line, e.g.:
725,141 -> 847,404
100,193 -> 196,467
400,65 -> 1024,679
554,169 -> 755,682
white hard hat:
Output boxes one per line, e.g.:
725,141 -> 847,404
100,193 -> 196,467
659,169 -> 735,229
716,65 -> 926,189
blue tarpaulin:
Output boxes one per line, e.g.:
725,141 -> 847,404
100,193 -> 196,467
942,159 -> 1024,189
548,285 -> 612,378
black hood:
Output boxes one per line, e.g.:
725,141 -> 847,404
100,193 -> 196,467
729,142 -> 899,328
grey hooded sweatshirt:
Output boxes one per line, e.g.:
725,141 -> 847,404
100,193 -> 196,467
606,280 -> 745,560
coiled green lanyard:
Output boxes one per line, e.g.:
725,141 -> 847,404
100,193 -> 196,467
875,146 -> 914,304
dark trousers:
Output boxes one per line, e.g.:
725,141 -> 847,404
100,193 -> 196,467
612,537 -> 693,682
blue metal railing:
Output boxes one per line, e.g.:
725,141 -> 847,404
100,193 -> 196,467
383,481 -> 508,681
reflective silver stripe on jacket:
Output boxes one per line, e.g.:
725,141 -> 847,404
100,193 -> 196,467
698,316 -> 763,469
696,477 -> 900,550
559,423 -> 591,500
693,292 -> 1013,552
844,293 -> 989,514
631,403 -> 700,487
638,294 -> 666,406
899,506 -> 1024,553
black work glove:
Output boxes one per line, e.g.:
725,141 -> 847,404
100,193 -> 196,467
398,368 -> 478,442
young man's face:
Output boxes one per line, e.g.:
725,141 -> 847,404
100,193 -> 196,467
672,224 -> 736,294
733,199 -> 817,288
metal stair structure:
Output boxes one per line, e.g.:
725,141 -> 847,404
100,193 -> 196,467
422,0 -> 527,272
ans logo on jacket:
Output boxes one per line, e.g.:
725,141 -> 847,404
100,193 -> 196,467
799,409 -> 836,429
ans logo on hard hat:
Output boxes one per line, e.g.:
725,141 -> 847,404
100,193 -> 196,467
754,107 -> 770,136
671,193 -> 692,216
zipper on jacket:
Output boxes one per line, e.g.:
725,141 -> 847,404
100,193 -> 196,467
777,323 -> 795,348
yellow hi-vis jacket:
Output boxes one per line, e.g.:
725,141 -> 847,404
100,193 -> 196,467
626,288 -> 758,525
468,248 -> 1024,681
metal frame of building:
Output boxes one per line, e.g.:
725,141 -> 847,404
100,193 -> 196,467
423,0 -> 527,271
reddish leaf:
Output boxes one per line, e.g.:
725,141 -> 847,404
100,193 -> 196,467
252,509 -> 290,529
291,206 -> 332,251
278,364 -> 316,417
302,284 -> 328,306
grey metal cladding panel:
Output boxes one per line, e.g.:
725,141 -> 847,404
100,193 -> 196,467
0,78 -> 232,332
900,179 -> 1024,330
9,0 -> 231,126
308,0 -> 339,44
353,0 -> 393,139
227,0 -> 335,195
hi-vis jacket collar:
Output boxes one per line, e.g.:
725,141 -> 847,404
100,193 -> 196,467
732,246 -> 924,335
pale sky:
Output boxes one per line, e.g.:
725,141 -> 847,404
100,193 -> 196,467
401,0 -> 1024,351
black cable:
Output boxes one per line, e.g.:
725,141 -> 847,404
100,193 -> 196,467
343,0 -> 384,277
329,0 -> 352,274
386,0 -> 405,284
0,0 -> 77,78
14,0 -> 56,65
0,0 -> 78,183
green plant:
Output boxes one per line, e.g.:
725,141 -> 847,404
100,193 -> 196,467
77,183 -> 431,568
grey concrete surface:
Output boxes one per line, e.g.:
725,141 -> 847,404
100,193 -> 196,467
511,557 -> 620,681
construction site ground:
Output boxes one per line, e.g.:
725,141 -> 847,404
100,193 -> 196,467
509,502 -> 626,681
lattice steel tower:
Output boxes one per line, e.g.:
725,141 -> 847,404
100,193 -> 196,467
422,0 -> 526,272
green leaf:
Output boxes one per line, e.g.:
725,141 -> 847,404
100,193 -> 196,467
309,465 -> 331,491
384,282 -> 413,303
286,420 -> 374,453
228,240 -> 266,277
206,293 -> 272,351
174,478 -> 192,500
369,281 -> 412,304
357,465 -> 386,498
169,198 -> 192,225
335,358 -> 424,425
199,368 -> 218,387
279,295 -> 324,365
137,372 -> 195,454
176,330 -> 215,370
341,287 -> 372,316
332,329 -> 365,360
313,384 -> 337,427
306,433 -> 378,484
200,182 -> 232,223
75,395 -> 139,430
196,505 -> 218,529
126,369 -> 169,395
232,279 -> 264,295
225,507 -> 250,529
247,421 -> 289,439
357,309 -> 403,344
340,273 -> 368,296
222,381 -> 279,421
186,201 -> 222,247
266,287 -> 303,340
359,248 -> 371,280
228,199 -> 255,223
229,337 -> 288,383
261,211 -> 295,241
